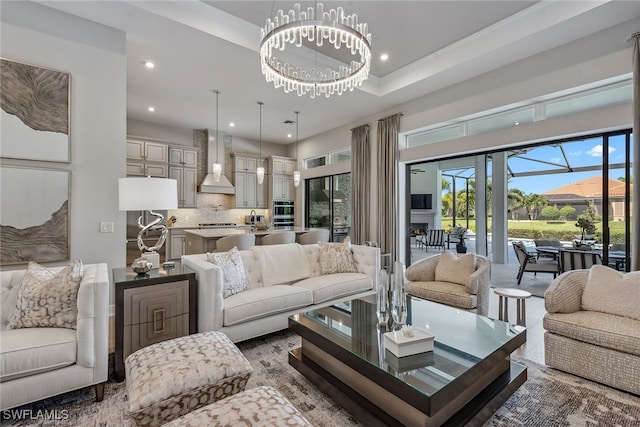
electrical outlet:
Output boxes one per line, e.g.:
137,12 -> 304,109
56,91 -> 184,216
100,221 -> 114,233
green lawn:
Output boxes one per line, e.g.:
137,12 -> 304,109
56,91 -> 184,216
441,218 -> 627,242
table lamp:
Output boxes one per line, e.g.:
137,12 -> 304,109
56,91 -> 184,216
119,177 -> 178,273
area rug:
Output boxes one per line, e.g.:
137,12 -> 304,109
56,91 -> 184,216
2,330 -> 639,426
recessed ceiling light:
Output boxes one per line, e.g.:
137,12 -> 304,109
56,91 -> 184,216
380,53 -> 389,61
148,106 -> 155,112
144,61 -> 155,69
514,121 -> 519,126
229,122 -> 235,127
287,134 -> 292,138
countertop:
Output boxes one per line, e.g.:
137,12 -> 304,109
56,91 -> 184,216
185,227 -> 312,238
168,225 -> 252,230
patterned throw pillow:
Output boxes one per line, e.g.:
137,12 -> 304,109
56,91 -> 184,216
318,237 -> 358,275
207,247 -> 248,297
9,260 -> 84,330
434,251 -> 477,286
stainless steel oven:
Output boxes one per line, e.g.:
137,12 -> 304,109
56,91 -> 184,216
273,200 -> 294,217
273,201 -> 294,228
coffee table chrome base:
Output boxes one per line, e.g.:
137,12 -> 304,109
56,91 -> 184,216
289,345 -> 527,426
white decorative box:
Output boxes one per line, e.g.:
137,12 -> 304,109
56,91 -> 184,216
384,328 -> 434,357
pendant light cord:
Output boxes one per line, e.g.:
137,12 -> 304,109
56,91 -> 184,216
214,90 -> 219,163
258,101 -> 263,163
295,111 -> 299,160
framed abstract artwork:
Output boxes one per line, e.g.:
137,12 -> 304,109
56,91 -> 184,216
0,166 -> 70,265
0,58 -> 71,162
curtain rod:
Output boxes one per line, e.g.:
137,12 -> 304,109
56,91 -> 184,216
349,124 -> 370,132
377,112 -> 404,122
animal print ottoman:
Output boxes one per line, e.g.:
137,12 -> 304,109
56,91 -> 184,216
125,331 -> 253,427
162,386 -> 313,427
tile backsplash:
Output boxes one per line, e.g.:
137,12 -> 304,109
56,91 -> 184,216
168,193 -> 269,226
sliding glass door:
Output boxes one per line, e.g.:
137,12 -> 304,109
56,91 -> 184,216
305,173 -> 352,242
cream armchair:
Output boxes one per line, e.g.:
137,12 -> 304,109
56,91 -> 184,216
0,263 -> 109,410
543,267 -> 640,395
404,252 -> 491,316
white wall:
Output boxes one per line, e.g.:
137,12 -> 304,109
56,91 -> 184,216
1,2 -> 127,305
128,119 -> 194,146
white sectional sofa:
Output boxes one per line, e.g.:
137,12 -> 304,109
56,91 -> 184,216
0,263 -> 109,410
182,243 -> 379,342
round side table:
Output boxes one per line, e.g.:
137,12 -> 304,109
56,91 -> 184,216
494,288 -> 532,326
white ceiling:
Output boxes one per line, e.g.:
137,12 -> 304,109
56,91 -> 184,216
38,1 -> 640,144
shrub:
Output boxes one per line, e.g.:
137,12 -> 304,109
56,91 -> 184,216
559,206 -> 576,220
541,206 -> 561,220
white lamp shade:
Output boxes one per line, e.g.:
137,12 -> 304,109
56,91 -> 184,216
118,177 -> 178,211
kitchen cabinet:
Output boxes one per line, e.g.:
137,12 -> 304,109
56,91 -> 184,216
127,139 -> 169,178
127,139 -> 168,163
169,146 -> 198,168
272,174 -> 295,201
167,229 -> 187,260
233,154 -> 267,209
270,156 -> 296,175
169,166 -> 197,208
235,155 -> 258,172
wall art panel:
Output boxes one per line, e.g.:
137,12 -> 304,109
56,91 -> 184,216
0,58 -> 70,162
0,166 -> 70,265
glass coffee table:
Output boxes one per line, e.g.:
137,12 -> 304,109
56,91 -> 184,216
288,295 -> 527,426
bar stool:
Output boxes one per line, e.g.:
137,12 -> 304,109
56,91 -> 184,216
494,288 -> 532,326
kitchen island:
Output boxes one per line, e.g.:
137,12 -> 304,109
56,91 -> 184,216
184,227 -> 314,254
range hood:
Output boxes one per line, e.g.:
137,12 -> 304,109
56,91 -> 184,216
198,129 -> 235,194
198,173 -> 235,194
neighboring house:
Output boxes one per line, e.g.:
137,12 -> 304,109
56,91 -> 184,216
543,176 -> 631,221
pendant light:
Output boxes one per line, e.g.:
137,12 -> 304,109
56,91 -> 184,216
293,111 -> 301,187
256,101 -> 265,185
212,90 -> 222,182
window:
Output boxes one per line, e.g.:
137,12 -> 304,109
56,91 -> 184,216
305,148 -> 351,169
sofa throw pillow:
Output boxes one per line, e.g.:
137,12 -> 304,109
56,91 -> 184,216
8,260 -> 84,330
207,247 -> 248,297
582,265 -> 640,321
434,251 -> 477,286
318,237 -> 358,275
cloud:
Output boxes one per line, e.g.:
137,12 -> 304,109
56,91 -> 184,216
586,145 -> 615,157
568,151 -> 582,156
549,157 -> 561,164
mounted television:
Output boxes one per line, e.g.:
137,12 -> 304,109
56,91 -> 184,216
411,194 -> 432,210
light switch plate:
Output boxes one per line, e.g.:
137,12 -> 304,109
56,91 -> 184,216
100,221 -> 114,233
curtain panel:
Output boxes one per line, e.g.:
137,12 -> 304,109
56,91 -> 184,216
632,35 -> 639,271
351,124 -> 371,245
377,114 -> 401,263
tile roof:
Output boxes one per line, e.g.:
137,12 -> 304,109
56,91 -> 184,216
543,176 -> 630,198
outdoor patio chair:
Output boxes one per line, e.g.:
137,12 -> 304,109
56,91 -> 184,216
534,239 -> 562,260
558,248 -> 602,273
423,229 -> 445,251
512,241 -> 559,285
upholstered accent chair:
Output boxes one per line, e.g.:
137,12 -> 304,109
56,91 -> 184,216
543,266 -> 640,395
298,229 -> 330,245
215,234 -> 256,252
404,252 -> 491,316
512,241 -> 558,285
260,231 -> 296,245
534,239 -> 562,260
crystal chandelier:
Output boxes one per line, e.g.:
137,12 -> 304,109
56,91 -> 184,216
293,111 -> 300,187
259,3 -> 372,98
212,90 -> 221,182
256,101 -> 265,185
